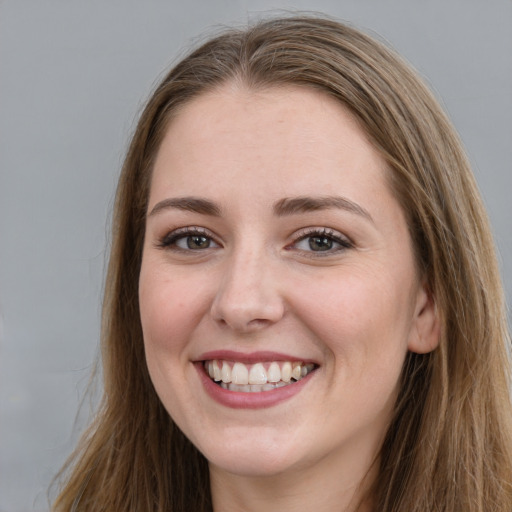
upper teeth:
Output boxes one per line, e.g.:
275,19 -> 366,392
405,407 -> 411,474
205,360 -> 315,386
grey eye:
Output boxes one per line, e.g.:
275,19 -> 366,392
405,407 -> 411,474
307,236 -> 335,251
295,235 -> 342,252
292,229 -> 352,254
187,235 -> 210,249
175,235 -> 217,250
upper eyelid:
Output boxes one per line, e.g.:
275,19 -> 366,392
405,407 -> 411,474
292,226 -> 352,242
291,227 -> 354,251
156,225 -> 352,249
168,226 -> 212,235
157,226 -> 221,247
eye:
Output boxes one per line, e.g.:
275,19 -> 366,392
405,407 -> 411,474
291,228 -> 352,254
177,234 -> 215,250
158,227 -> 220,251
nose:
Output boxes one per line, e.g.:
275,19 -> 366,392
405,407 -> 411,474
210,248 -> 285,333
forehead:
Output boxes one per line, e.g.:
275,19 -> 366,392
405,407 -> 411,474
160,84 -> 373,159
150,85 -> 391,206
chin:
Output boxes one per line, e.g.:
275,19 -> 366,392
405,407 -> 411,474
198,430 -> 303,477
208,452 -> 298,478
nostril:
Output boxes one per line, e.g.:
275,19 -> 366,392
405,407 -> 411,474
210,293 -> 285,332
247,318 -> 272,328
213,316 -> 273,333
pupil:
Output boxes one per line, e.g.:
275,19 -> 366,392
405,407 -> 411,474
309,236 -> 332,251
188,235 -> 209,249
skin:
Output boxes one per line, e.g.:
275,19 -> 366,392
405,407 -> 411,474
139,85 -> 439,512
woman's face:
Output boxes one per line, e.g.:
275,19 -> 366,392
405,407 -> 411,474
139,85 -> 437,479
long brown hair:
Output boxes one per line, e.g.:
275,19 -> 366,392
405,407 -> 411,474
52,15 -> 512,511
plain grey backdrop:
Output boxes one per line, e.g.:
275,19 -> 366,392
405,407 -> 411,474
1,1 -> 511,510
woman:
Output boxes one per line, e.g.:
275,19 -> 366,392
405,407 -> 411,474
52,15 -> 512,511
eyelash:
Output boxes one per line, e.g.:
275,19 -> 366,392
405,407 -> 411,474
289,227 -> 353,256
157,227 -> 220,251
156,226 -> 353,255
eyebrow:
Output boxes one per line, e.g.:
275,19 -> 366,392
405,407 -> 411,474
148,197 -> 222,217
273,196 -> 374,223
148,194 -> 373,223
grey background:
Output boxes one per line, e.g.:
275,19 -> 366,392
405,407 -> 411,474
0,1 -> 510,510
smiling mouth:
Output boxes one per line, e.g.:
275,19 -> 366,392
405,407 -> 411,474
203,360 -> 317,393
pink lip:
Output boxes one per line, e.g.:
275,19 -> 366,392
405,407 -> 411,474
194,361 -> 316,410
196,350 -> 317,365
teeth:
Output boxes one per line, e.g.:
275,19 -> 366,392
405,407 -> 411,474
212,360 -> 221,381
231,383 -> 250,392
220,381 -> 290,392
248,363 -> 267,384
232,362 -> 249,385
204,359 -> 316,392
281,362 -> 292,383
267,362 -> 281,383
221,361 -> 231,383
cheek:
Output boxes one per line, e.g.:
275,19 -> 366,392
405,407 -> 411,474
138,265 -> 202,418
139,263 -> 211,354
291,268 -> 415,369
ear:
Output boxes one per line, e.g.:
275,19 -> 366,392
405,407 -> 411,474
407,281 -> 440,354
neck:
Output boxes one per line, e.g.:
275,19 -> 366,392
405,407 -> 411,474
209,450 -> 377,512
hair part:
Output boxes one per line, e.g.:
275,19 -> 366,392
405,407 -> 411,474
52,15 -> 512,511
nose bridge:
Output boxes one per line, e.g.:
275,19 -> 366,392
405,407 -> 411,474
210,241 -> 284,331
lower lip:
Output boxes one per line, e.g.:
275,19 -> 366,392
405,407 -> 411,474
195,363 -> 315,409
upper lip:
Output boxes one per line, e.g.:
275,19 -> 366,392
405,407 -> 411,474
195,350 -> 319,365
